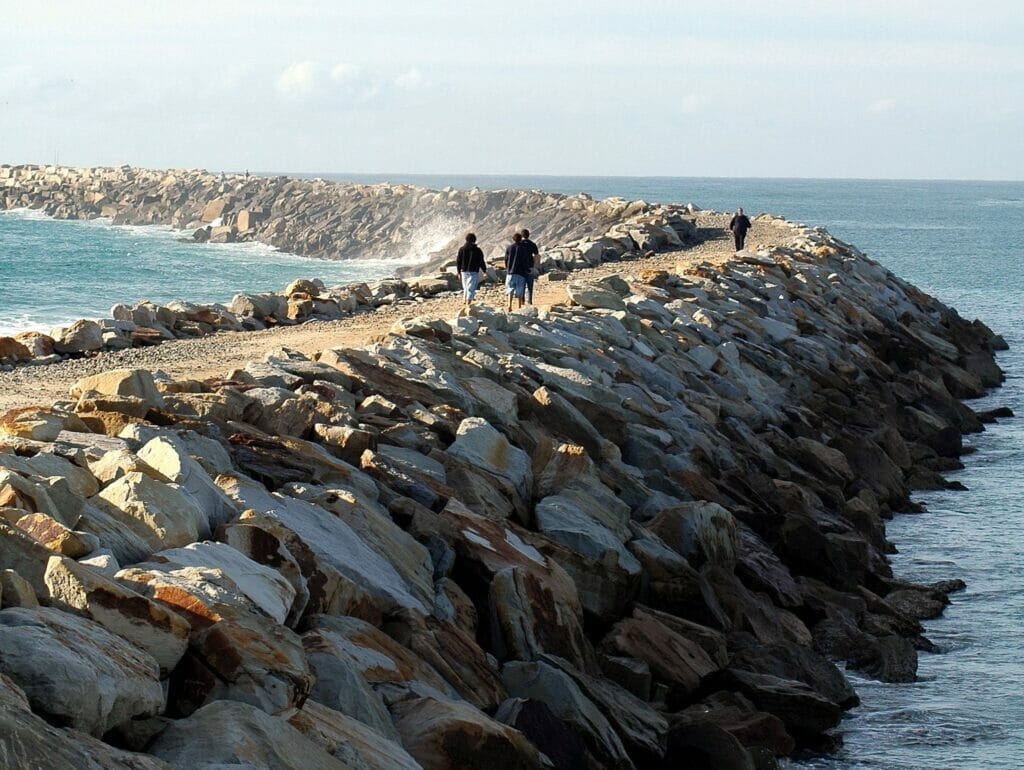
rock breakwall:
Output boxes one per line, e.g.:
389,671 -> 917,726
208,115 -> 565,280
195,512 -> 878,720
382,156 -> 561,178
0,164 -> 697,264
0,223 -> 1009,769
1,163 -> 705,369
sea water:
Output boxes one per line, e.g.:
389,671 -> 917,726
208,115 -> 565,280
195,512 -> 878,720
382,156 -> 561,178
1,176 -> 1022,768
0,210 -> 425,335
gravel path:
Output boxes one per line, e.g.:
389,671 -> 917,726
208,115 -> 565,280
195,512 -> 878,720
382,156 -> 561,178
0,216 -> 794,410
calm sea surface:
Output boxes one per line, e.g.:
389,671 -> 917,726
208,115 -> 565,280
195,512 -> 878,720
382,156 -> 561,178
1,176 -> 1022,768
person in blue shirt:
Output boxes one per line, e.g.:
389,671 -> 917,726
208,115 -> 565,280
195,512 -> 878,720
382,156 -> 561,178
504,232 -> 532,311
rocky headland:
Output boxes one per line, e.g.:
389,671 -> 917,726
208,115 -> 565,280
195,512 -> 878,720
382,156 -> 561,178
0,172 -> 1013,769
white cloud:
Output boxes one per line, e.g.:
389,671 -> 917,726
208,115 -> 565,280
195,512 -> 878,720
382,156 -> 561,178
331,62 -> 363,82
394,67 -> 425,90
276,61 -> 319,98
867,98 -> 898,114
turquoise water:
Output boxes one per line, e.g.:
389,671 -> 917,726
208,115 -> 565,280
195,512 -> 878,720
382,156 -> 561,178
0,211 -> 419,335
1,176 -> 1022,767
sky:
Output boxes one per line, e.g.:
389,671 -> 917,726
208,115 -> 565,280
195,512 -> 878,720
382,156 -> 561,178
1,1 -> 1022,180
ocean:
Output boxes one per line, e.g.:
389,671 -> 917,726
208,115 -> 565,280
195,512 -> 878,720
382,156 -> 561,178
1,176 -> 1022,768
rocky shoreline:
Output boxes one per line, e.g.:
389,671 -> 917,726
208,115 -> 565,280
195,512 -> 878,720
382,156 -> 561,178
1,163 -> 708,368
0,188 -> 1012,768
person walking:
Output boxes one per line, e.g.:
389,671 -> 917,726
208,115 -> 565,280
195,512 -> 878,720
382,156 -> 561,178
456,232 -> 487,305
729,208 -> 752,252
520,228 -> 540,304
504,232 -> 532,311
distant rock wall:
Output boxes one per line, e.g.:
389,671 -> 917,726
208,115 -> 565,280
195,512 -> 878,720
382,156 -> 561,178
0,223 -> 1010,768
0,164 -> 698,269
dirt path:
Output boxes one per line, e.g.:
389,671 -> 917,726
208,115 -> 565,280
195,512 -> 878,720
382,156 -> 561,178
0,216 -> 794,410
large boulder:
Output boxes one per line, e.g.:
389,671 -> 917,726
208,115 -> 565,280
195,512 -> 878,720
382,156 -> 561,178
43,555 -> 191,676
137,435 -> 238,530
53,319 -> 105,353
145,542 -> 297,625
0,674 -> 171,769
446,418 -> 532,502
149,699 -> 351,769
286,699 -> 422,770
0,606 -> 163,737
219,476 -> 429,619
391,695 -> 550,770
117,562 -> 312,715
566,281 -> 627,311
71,369 -> 166,410
599,609 -> 719,706
94,471 -> 206,548
501,660 -> 633,769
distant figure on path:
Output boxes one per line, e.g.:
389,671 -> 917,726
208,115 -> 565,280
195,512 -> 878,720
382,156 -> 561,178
504,232 -> 532,311
520,228 -> 540,304
456,232 -> 487,305
729,208 -> 752,252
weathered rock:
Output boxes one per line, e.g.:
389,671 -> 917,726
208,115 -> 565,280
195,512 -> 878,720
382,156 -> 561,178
391,695 -> 550,770
149,699 -> 351,769
53,319 -> 105,353
0,673 -> 171,769
599,609 -> 719,706
566,281 -> 627,311
145,541 -> 296,624
446,417 -> 532,502
117,561 -> 311,715
95,471 -> 206,547
219,475 -> 429,618
0,606 -> 163,736
43,555 -> 191,675
71,368 -> 167,410
286,699 -> 422,770
137,435 -> 238,530
502,659 -> 633,769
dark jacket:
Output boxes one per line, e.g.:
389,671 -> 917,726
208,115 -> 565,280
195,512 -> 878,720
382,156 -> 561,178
505,242 -> 533,276
729,214 -> 752,235
522,237 -> 539,263
456,243 -> 485,273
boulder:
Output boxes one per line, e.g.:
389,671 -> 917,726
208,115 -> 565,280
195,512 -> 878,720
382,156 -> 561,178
137,435 -> 238,530
149,699 -> 350,770
71,369 -> 166,410
286,699 -> 422,770
446,417 -> 532,501
0,606 -> 163,736
94,471 -> 206,548
646,501 -> 739,569
53,319 -> 105,353
489,565 -> 595,673
0,674 -> 171,769
391,695 -> 550,770
0,406 -> 69,442
117,562 -> 312,715
599,610 -> 719,706
43,555 -> 191,675
219,476 -> 430,618
501,660 -> 633,769
0,336 -> 32,362
145,541 -> 297,624
566,281 -> 626,311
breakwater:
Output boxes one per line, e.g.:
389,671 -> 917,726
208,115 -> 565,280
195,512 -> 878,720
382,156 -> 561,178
0,214 -> 1008,768
0,164 -> 696,264
0,164 -> 703,368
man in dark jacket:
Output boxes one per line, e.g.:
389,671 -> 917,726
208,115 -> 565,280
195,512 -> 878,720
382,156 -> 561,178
520,228 -> 540,304
729,208 -> 752,252
456,232 -> 486,304
504,232 -> 532,311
